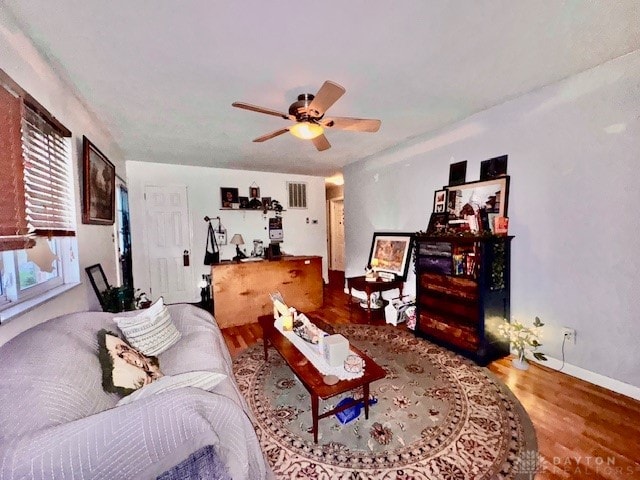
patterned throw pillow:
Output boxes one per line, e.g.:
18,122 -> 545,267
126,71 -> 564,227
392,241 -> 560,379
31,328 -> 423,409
114,298 -> 182,356
97,330 -> 163,396
116,370 -> 227,406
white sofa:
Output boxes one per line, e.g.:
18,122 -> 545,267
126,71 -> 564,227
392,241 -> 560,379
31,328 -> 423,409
0,304 -> 269,479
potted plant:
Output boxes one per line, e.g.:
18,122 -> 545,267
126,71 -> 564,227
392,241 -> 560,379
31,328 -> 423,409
101,286 -> 148,312
498,317 -> 548,370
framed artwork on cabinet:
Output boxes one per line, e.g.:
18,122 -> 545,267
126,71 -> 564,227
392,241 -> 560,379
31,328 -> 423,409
446,176 -> 509,221
480,154 -> 508,180
367,232 -> 414,281
427,212 -> 449,234
433,189 -> 447,213
448,160 -> 467,186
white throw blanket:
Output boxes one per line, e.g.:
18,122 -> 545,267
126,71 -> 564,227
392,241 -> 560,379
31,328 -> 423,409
274,316 -> 364,380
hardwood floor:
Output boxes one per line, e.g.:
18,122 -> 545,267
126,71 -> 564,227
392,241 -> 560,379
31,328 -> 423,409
221,283 -> 640,480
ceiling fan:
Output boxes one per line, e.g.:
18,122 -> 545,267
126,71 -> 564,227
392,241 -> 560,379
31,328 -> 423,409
232,81 -> 381,151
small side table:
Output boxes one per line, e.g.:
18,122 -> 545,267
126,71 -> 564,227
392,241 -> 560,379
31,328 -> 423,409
346,276 -> 404,322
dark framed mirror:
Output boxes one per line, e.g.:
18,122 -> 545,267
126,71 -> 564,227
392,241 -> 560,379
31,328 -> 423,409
85,263 -> 110,310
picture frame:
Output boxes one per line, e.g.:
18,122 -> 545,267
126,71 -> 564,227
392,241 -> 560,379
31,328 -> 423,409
261,197 -> 272,209
426,212 -> 449,234
220,187 -> 239,208
247,186 -> 262,209
82,136 -> 115,225
85,263 -> 110,311
480,154 -> 508,181
269,216 -> 283,241
368,232 -> 414,281
445,176 -> 510,228
238,196 -> 249,209
448,160 -> 467,186
249,186 -> 260,199
433,189 -> 447,213
267,242 -> 281,260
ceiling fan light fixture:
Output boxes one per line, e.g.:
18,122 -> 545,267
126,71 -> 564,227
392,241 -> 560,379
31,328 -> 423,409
289,122 -> 323,140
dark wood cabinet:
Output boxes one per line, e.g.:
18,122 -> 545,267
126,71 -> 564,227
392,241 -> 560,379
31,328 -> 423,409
414,235 -> 513,365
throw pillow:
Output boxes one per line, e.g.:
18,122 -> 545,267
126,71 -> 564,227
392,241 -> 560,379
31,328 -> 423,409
117,370 -> 227,406
97,329 -> 163,396
114,297 -> 182,356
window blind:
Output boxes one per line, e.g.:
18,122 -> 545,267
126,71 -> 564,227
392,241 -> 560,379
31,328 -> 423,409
0,71 -> 74,252
0,85 -> 33,252
21,105 -> 75,237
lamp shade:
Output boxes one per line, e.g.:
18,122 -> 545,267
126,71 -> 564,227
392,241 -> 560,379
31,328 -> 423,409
289,122 -> 323,140
230,234 -> 245,246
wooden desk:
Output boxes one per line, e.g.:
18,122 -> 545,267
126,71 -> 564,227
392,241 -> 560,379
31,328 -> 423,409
346,275 -> 404,321
212,256 -> 323,328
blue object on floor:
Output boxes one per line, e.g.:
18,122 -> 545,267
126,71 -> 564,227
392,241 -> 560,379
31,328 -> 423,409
335,397 -> 378,424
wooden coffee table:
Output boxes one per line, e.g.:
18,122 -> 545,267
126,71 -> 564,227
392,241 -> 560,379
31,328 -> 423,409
258,314 -> 386,443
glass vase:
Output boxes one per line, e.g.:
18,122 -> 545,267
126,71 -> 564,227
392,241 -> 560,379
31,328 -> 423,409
511,348 -> 529,370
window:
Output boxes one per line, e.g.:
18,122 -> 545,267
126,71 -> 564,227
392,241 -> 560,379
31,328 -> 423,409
0,256 -> 7,307
0,70 -> 78,319
1,238 -> 68,304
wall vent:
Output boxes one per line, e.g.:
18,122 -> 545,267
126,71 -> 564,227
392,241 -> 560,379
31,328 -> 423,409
287,182 -> 307,209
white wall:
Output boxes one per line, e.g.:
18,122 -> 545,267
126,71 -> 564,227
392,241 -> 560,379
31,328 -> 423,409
0,7 -> 124,344
126,162 -> 328,303
344,51 -> 640,392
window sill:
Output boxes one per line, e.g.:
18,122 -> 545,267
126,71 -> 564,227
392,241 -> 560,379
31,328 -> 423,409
0,282 -> 82,324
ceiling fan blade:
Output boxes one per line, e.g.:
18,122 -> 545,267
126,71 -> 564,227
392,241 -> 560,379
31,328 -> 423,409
312,134 -> 331,151
253,128 -> 290,143
308,81 -> 346,117
232,102 -> 291,120
322,116 -> 381,132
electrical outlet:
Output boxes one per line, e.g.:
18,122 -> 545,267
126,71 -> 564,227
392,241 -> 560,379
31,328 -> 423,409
562,327 -> 576,344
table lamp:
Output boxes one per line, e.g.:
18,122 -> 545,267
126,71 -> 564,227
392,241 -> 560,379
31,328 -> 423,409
230,234 -> 245,260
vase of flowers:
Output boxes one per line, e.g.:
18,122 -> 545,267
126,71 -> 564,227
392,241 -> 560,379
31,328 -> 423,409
498,316 -> 547,370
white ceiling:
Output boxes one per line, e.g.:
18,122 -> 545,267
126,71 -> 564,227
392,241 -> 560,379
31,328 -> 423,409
5,1 -> 640,177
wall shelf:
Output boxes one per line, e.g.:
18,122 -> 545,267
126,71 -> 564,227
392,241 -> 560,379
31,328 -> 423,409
219,208 -> 286,212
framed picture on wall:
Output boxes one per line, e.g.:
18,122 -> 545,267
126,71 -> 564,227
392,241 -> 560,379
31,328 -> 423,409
249,185 -> 260,199
82,136 -> 115,225
367,232 -> 414,281
220,187 -> 239,208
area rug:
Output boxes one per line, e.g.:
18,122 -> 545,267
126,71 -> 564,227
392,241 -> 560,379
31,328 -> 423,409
233,325 -> 537,479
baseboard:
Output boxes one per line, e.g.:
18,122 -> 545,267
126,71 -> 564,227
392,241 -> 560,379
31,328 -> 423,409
529,355 -> 640,401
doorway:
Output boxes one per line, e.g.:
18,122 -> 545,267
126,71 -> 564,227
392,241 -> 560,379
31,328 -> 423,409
117,185 -> 134,289
328,197 -> 345,286
143,185 -> 193,303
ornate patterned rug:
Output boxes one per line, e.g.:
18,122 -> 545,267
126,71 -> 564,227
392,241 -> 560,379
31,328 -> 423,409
233,325 -> 537,479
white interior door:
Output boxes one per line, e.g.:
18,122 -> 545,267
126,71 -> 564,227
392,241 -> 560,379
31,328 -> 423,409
329,198 -> 345,271
144,185 -> 192,303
